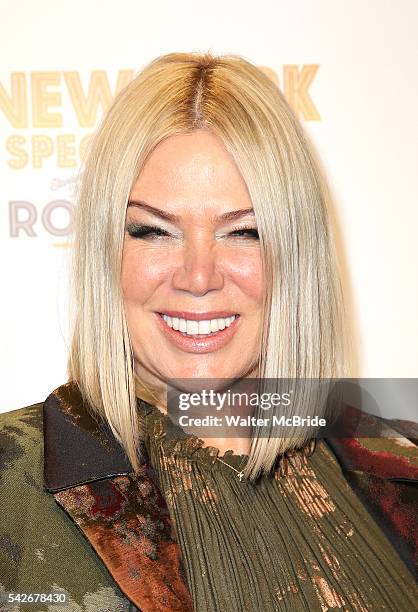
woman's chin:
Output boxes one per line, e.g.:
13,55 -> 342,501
166,378 -> 234,397
163,366 -> 246,392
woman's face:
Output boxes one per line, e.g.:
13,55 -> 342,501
122,130 -> 264,391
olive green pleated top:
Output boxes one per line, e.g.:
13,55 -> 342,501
137,401 -> 418,612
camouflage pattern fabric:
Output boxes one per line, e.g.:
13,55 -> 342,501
0,401 -> 136,611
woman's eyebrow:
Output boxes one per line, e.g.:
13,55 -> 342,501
127,200 -> 255,223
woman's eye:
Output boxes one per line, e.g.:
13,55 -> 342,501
229,227 -> 259,239
125,223 -> 259,241
126,223 -> 171,239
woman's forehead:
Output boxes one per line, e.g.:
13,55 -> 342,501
129,132 -> 252,215
133,132 -> 238,180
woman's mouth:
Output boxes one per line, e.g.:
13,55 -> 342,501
155,312 -> 240,353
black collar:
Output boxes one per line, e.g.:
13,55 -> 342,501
43,381 -> 148,492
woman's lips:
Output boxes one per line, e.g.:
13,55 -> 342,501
155,312 -> 240,353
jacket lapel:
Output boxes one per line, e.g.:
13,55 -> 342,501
43,382 -> 194,612
324,404 -> 418,481
324,406 -> 418,578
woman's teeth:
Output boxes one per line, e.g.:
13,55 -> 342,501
162,314 -> 236,336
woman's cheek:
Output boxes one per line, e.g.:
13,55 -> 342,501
224,248 -> 264,302
121,245 -> 173,300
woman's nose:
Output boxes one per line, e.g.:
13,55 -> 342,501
171,237 -> 224,296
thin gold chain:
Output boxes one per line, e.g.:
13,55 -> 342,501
216,455 -> 246,481
159,438 -> 247,481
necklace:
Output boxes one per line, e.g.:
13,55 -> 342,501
144,399 -> 318,485
216,455 -> 247,481
158,436 -> 247,481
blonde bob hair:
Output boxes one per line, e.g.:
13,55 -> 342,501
68,51 -> 349,480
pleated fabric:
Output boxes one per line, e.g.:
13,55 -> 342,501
137,401 -> 418,611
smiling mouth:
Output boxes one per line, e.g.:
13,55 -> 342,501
158,313 -> 239,338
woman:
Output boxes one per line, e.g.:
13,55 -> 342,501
1,51 -> 417,611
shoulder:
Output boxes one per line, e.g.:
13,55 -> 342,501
0,384 -> 74,487
325,405 -> 418,478
0,401 -> 44,429
0,380 -> 77,435
0,401 -> 44,472
0,382 -> 79,477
